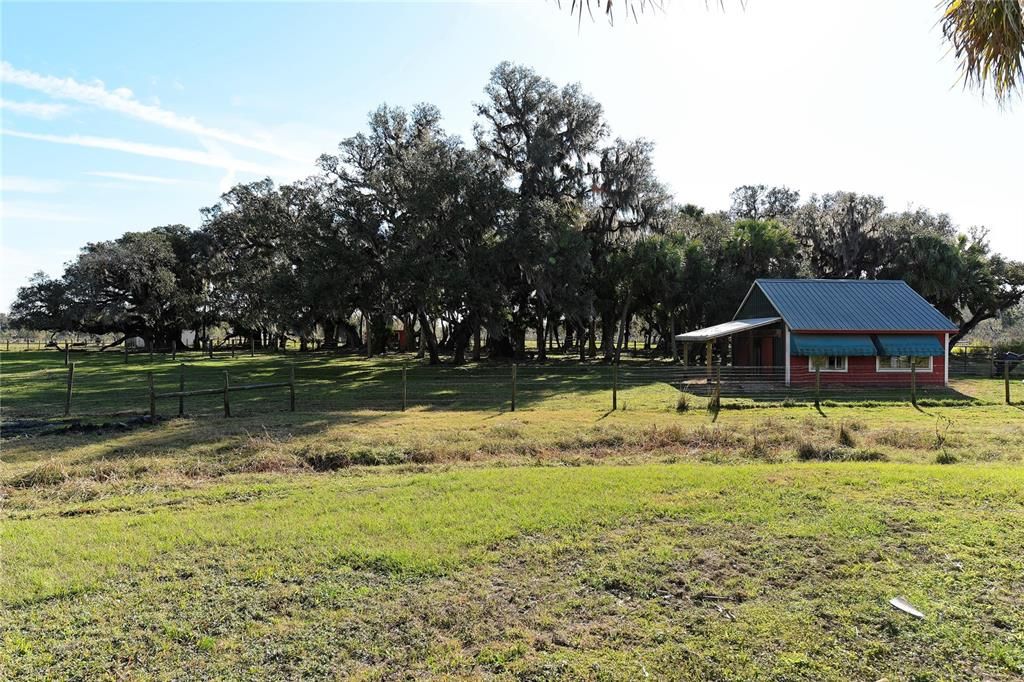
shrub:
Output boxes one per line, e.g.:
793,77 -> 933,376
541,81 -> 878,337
935,450 -> 958,465
796,441 -> 885,462
837,421 -> 857,448
676,393 -> 690,412
8,459 -> 69,488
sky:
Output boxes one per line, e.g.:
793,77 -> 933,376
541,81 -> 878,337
1,0 -> 1021,312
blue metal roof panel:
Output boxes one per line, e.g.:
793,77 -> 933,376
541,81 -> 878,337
755,279 -> 958,332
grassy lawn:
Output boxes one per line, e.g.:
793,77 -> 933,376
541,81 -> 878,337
2,351 -> 1023,679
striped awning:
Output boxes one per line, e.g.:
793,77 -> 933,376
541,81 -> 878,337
790,334 -> 876,357
874,334 -> 944,357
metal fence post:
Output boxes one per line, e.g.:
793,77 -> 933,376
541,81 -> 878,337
178,363 -> 185,417
511,363 -> 517,412
148,371 -> 156,420
223,371 -> 231,417
612,363 -> 618,411
289,366 -> 296,412
64,362 -> 75,417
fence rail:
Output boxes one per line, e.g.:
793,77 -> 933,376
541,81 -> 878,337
2,352 -> 1019,424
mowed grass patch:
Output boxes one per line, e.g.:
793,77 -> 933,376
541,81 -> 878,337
3,392 -> 1021,513
1,463 -> 1023,679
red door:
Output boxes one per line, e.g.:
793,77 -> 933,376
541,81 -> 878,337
760,337 -> 774,374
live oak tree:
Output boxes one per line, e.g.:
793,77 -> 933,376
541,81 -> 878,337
11,62 -> 1023,359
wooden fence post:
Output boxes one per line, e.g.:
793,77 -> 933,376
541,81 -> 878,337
178,363 -> 185,417
289,366 -> 296,412
815,365 -> 821,409
223,371 -> 231,417
148,371 -> 156,420
612,362 -> 618,411
402,364 -> 408,411
511,363 -> 517,412
208,340 -> 214,359
64,362 -> 75,417
910,360 -> 917,406
1006,361 -> 1012,405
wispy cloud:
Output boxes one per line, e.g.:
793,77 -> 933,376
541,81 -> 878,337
86,171 -> 185,185
1,61 -> 302,161
2,129 -> 288,176
0,97 -> 70,119
1,176 -> 64,193
0,202 -> 92,223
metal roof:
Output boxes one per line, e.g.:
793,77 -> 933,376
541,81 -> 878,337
674,317 -> 781,342
751,279 -> 958,332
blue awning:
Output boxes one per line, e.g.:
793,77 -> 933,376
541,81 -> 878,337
874,334 -> 944,357
790,334 -> 876,356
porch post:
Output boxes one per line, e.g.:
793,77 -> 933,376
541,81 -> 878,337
784,326 -> 791,387
705,339 -> 713,384
944,333 -> 949,387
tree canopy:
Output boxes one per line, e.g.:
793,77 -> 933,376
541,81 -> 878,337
11,63 -> 1024,360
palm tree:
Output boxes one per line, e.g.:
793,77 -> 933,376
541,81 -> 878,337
941,0 -> 1024,104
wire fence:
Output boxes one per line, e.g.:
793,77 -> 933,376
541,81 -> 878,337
2,350 -> 1020,423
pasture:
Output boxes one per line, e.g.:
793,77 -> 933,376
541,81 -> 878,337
2,350 -> 1023,680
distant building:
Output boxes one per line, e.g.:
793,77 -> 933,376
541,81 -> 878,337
674,279 -> 958,387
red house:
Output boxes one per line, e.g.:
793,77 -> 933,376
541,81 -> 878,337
674,279 -> 959,387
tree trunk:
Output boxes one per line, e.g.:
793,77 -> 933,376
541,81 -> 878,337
615,292 -> 633,363
322,319 -> 338,350
670,316 -> 678,362
588,316 -> 597,358
418,309 -> 440,365
536,309 -> 547,361
601,313 -> 616,362
472,322 -> 482,362
417,317 -> 426,359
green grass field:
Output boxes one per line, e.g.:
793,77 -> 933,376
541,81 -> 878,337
2,351 -> 1023,679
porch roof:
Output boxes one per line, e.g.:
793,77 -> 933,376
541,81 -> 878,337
674,317 -> 781,343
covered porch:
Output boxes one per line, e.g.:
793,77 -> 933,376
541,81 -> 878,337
673,317 -> 786,392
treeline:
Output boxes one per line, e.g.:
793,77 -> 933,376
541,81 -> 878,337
11,63 -> 1024,363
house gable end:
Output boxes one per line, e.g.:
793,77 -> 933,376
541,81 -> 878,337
735,282 -> 782,321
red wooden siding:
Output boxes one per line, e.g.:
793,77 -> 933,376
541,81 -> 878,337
789,332 -> 947,387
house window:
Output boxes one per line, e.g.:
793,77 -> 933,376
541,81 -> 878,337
876,356 -> 933,372
808,355 -> 847,372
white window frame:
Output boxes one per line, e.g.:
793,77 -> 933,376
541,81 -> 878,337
876,356 -> 933,373
808,355 -> 848,373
